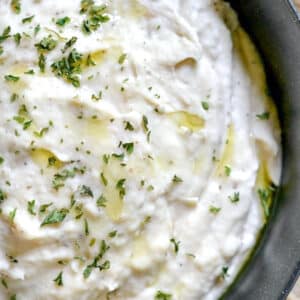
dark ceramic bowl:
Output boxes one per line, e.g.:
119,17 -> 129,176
223,1 -> 300,299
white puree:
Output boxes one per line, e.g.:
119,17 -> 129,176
0,0 -> 281,299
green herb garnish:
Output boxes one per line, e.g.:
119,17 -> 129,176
96,195 -> 107,208
170,238 -> 180,254
22,15 -> 34,24
116,179 -> 126,198
201,101 -> 209,111
229,192 -> 240,203
5,75 -> 20,82
155,291 -> 172,300
27,200 -> 36,215
118,53 -> 127,65
209,206 -> 221,214
41,208 -> 68,226
256,111 -> 270,120
35,35 -> 57,52
51,48 -> 83,87
172,175 -> 183,183
11,0 -> 21,14
122,142 -> 134,155
56,16 -> 71,27
53,271 -> 63,286
79,185 -> 93,197
38,53 -> 46,72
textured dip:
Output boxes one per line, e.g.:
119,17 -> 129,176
0,0 -> 281,299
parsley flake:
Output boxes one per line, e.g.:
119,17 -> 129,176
22,15 -> 34,24
56,16 -> 71,27
51,48 -> 83,87
41,208 -> 68,226
53,271 -> 63,286
96,195 -> 107,208
118,53 -> 127,65
201,101 -> 209,111
124,121 -> 134,131
79,185 -> 93,197
170,238 -> 180,254
155,291 -> 172,300
209,206 -> 221,214
229,192 -> 240,203
122,142 -> 134,155
172,175 -> 183,183
35,35 -> 57,52
256,111 -> 270,120
5,75 -> 20,82
11,0 -> 21,14
27,200 -> 36,215
116,179 -> 126,198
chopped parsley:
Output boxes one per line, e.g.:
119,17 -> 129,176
34,127 -> 49,138
35,35 -> 57,52
11,0 -> 21,14
229,192 -> 240,203
24,69 -> 34,75
170,238 -> 180,254
38,53 -> 46,72
142,115 -> 149,132
258,187 -> 272,218
13,33 -> 21,45
124,121 -> 134,131
22,15 -> 34,24
118,53 -> 127,65
8,208 -> 17,222
27,200 -> 36,215
84,218 -> 89,236
53,271 -> 63,286
86,54 -> 96,66
103,154 -> 110,164
112,153 -> 124,161
81,3 -> 110,34
256,111 -> 270,120
34,24 -> 41,36
52,167 -> 84,190
209,206 -> 221,214
1,278 -> 8,289
172,175 -> 183,183
0,26 -> 11,43
48,156 -> 57,167
116,179 -> 126,198
41,208 -> 68,226
222,266 -> 229,279
39,202 -> 53,213
51,48 -> 83,87
0,157 -> 4,165
83,240 -> 110,279
224,165 -> 231,177
5,75 -> 20,82
79,185 -> 93,197
0,189 -> 7,204
100,172 -> 108,186
62,36 -> 77,53
108,230 -> 117,238
96,195 -> 107,208
155,291 -> 172,300
80,0 -> 95,14
201,101 -> 209,111
56,16 -> 71,27
122,142 -> 134,155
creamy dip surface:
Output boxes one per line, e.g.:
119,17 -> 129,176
0,0 -> 281,299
